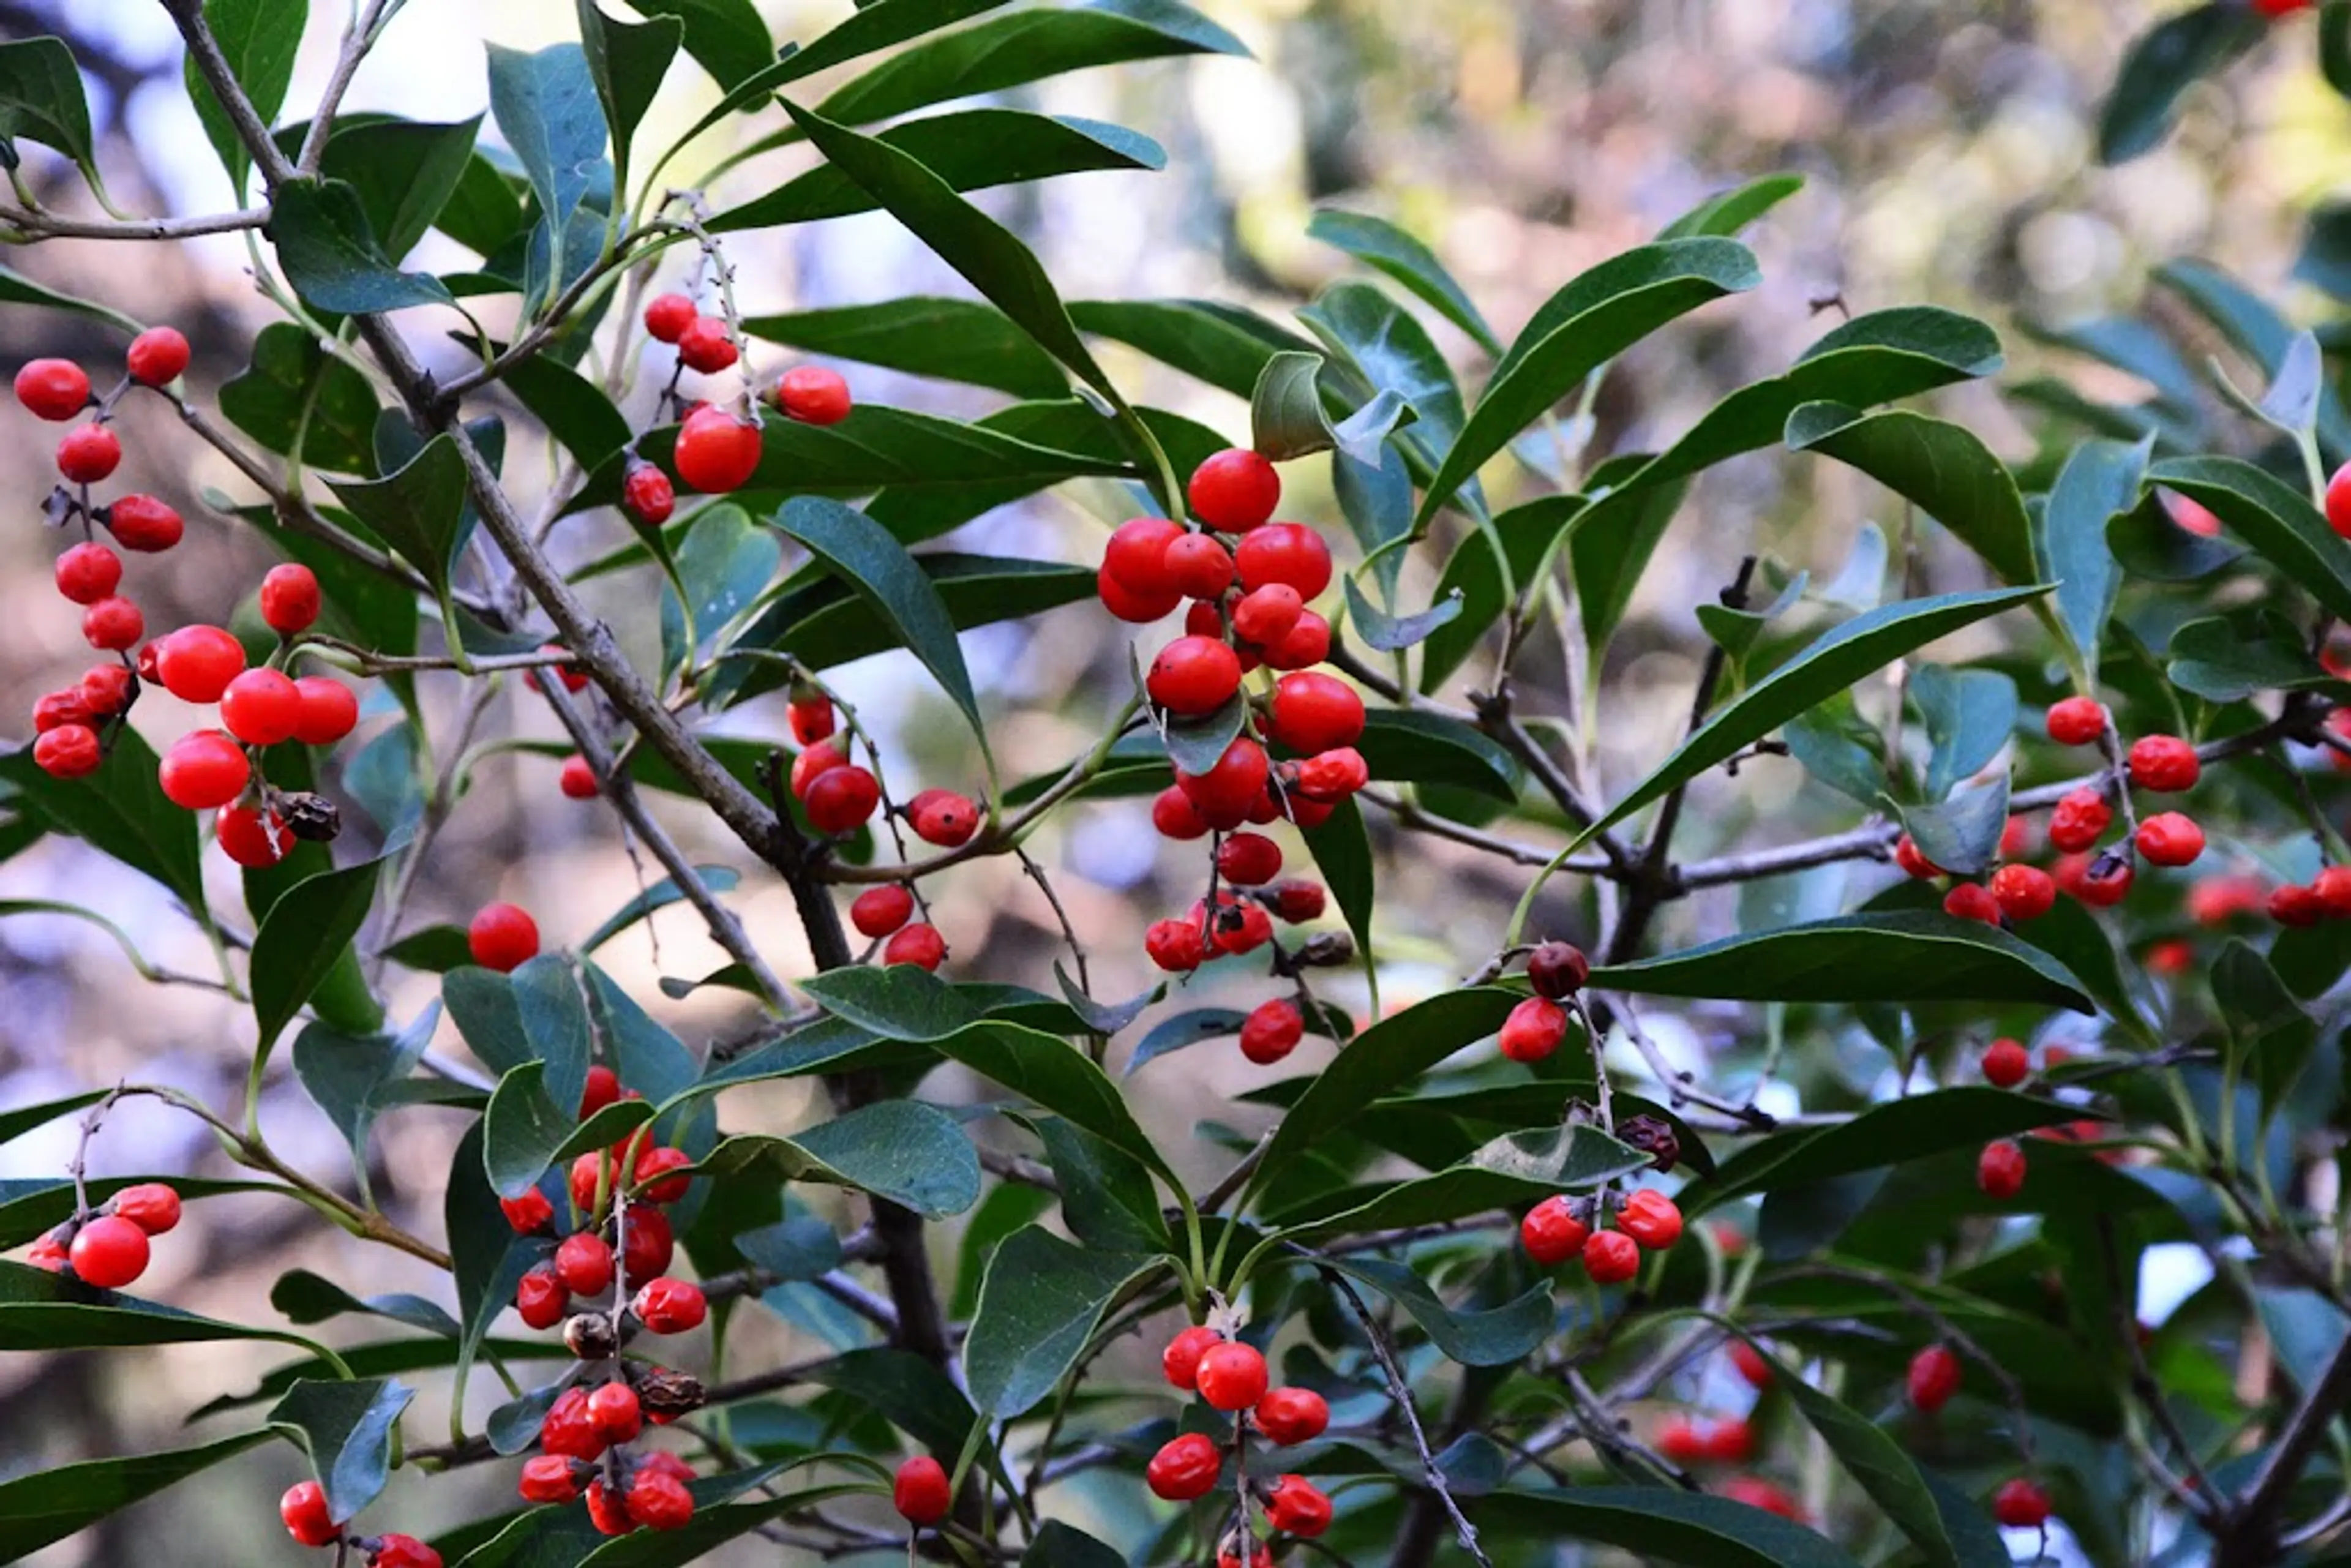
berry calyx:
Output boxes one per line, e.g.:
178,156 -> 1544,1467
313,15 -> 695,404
1982,1037 -> 2030,1087
776,364 -> 852,425
54,542 -> 121,604
1499,996 -> 1568,1063
1147,634 -> 1244,716
908,788 -> 979,847
126,326 -> 190,387
1194,1340 -> 1269,1410
1990,864 -> 2056,923
1268,671 -> 1365,754
1977,1138 -> 2027,1199
1520,1195 -> 1589,1266
2126,734 -> 2200,792
893,1455 -> 952,1526
2045,696 -> 2106,746
1908,1345 -> 1962,1412
1145,1433 -> 1222,1500
883,922 -> 947,970
672,406 -> 762,493
107,493 -> 184,552
1265,1474 -> 1332,1538
468,903 -> 541,972
220,668 -> 302,746
852,885 -> 916,938
643,293 -> 696,343
1253,1386 -> 1329,1445
111,1182 -> 181,1234
15,358 -> 91,420
1526,941 -> 1590,998
67,1214 -> 150,1288
2135,811 -> 2204,867
58,423 -> 122,484
259,563 -> 322,633
279,1480 -> 342,1547
1618,1190 -> 1684,1251
1188,448 -> 1279,531
622,460 -> 675,527
1581,1228 -> 1640,1284
159,729 -> 250,810
1993,1477 -> 2051,1529
1239,997 -> 1305,1064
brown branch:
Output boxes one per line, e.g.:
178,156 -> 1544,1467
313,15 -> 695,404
2214,1334 -> 2351,1567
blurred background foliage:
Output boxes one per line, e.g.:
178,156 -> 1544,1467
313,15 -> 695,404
0,1 -> 2341,1560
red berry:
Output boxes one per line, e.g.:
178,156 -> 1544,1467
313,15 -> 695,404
1144,918 -> 1205,972
1177,738 -> 1270,827
1205,896 -> 1273,956
1582,1228 -> 1640,1284
1147,634 -> 1243,716
1219,1548 -> 1273,1568
2256,0 -> 2313,17
776,364 -> 852,425
1723,1477 -> 1805,1521
2147,939 -> 2194,975
1729,1340 -> 1773,1388
1942,882 -> 2001,925
1498,995 -> 1567,1063
1618,1190 -> 1683,1251
1097,561 -> 1180,623
1269,672 -> 1365,754
107,493 -> 183,552
33,689 -> 92,732
1146,1432 -> 1221,1501
622,460 -> 676,527
279,1480 -> 341,1547
1265,1474 -> 1332,1537
2330,462 -> 2351,538
126,326 -> 190,387
2074,853 -> 2135,908
58,423 -> 121,484
560,754 -> 599,800
257,563 -> 321,634
156,625 -> 246,702
884,922 -> 948,970
14,358 -> 89,420
1263,609 -> 1330,670
67,1214 -> 149,1288
1520,1195 -> 1589,1266
80,663 -> 131,715
1981,1038 -> 2030,1088
587,1381 -> 642,1442
631,1276 -> 708,1334
1104,516 -> 1185,596
2271,882 -> 2327,927
1658,1417 -> 1708,1464
804,765 -> 881,834
469,903 -> 541,972
1990,864 -> 2056,923
790,740 -> 848,800
220,668 -> 302,746
1908,1345 -> 1962,1412
1189,448 -> 1280,532
908,788 -> 979,847
2135,811 -> 2204,867
676,315 -> 738,373
2126,735 -> 2199,792
2048,787 -> 2112,853
787,695 -> 834,746
1195,1340 -> 1269,1409
585,1479 -> 636,1536
672,406 -> 762,493
516,1264 -> 569,1329
1235,522 -> 1332,598
82,596 -> 144,651
644,293 -> 696,343
111,1182 -> 181,1234
1217,832 -> 1283,885
1270,878 -> 1325,923
852,885 -> 915,938
518,1454 -> 586,1504
1894,834 -> 1944,880
33,724 -> 102,778
54,542 -> 120,604
556,1232 -> 615,1297
2000,816 -> 2031,860
1239,997 -> 1304,1064
2045,696 -> 2106,746
1527,942 -> 1590,998
579,1065 -> 622,1119
540,1387 -> 606,1459
1254,1386 -> 1329,1445
632,1146 -> 693,1204
24,1236 -> 66,1272
292,675 -> 359,745
893,1455 -> 951,1526
159,729 -> 250,810
1152,784 -> 1210,840
1977,1138 -> 2027,1199
1163,531 -> 1236,599
500,1188 -> 554,1234
1291,746 -> 1367,802
1993,1478 -> 2050,1528
2315,867 -> 2351,920
1231,582 -> 1302,648
371,1534 -> 441,1568
1163,1326 -> 1223,1389
1703,1419 -> 1757,1465
622,1208 -> 675,1286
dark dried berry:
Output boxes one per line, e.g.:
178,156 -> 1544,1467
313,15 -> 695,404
1617,1114 -> 1681,1172
280,792 -> 343,842
635,1366 -> 707,1420
1526,941 -> 1590,999
564,1312 -> 620,1361
1296,932 -> 1355,968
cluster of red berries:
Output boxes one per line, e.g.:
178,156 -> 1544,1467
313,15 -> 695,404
1142,1324 -> 1332,1553
619,291 -> 853,517
516,1387 -> 701,1534
24,1180 -> 180,1288
1519,1186 -> 1682,1283
279,1482 -> 440,1566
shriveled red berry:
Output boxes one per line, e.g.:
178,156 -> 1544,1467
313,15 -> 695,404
58,423 -> 121,484
908,788 -> 979,847
585,1479 -> 635,1536
1269,878 -> 1325,922
107,494 -> 184,552
1498,996 -> 1567,1063
159,729 -> 250,810
1582,1228 -> 1641,1283
1894,834 -> 1944,880
516,1264 -> 568,1329
2048,787 -> 2112,853
672,406 -> 762,493
292,675 -> 359,745
54,542 -> 120,604
1266,1474 -> 1332,1537
1520,1195 -> 1589,1266
1618,1190 -> 1683,1251
1194,1340 -> 1269,1409
1164,531 -> 1236,599
1254,1386 -> 1328,1445
15,358 -> 89,420
644,293 -> 696,343
1235,521 -> 1332,598
539,1386 -> 606,1459
1990,864 -> 2056,923
67,1214 -> 149,1288
631,1276 -> 708,1334
519,1454 -> 586,1504
1264,609 -> 1331,669
1207,897 -> 1273,955
560,755 -> 599,800
676,315 -> 738,373
80,663 -> 131,715
1231,582 -> 1302,647
33,724 -> 102,778
1943,882 -> 2001,925
1163,1325 -> 1222,1389
2136,811 -> 2204,867
220,668 -> 302,746
1188,448 -> 1279,532
82,596 -> 144,651
111,1183 -> 181,1234
803,765 -> 880,833
1239,997 -> 1304,1064
2045,696 -> 2106,746
1217,832 -> 1283,885
371,1534 -> 441,1568
1177,737 -> 1270,827
623,460 -> 675,527
1269,672 -> 1365,754
24,1235 -> 66,1272
33,689 -> 92,732
852,884 -> 915,938
556,1232 -> 615,1297
1292,746 -> 1367,801
893,1455 -> 951,1526
626,1470 -> 694,1531
2074,853 -> 2135,908
1147,634 -> 1243,716
155,625 -> 246,702
884,921 -> 947,970
2127,735 -> 2199,792
1981,1038 -> 2030,1088
279,1480 -> 341,1547
126,326 -> 190,387
776,364 -> 852,425
1146,1432 -> 1221,1501
500,1188 -> 555,1234
468,903 -> 540,972
587,1381 -> 642,1442
1908,1345 -> 1961,1412
1977,1138 -> 2027,1199
1152,784 -> 1210,839
1144,917 -> 1205,972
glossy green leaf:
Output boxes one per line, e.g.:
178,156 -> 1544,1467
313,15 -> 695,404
2167,612 -> 2340,703
486,42 -> 607,310
442,966 -> 534,1077
618,0 -> 770,89
268,1378 -> 414,1525
291,1002 -> 439,1191
2041,434 -> 2150,667
2098,2 -> 2262,164
483,1060 -> 654,1199
2156,258 -> 2351,457
1415,238 -> 1759,530
2109,490 -> 2245,580
0,729 -> 204,912
583,964 -> 700,1107
1344,577 -> 1463,653
0,37 -> 99,189
1308,208 -> 1499,353
326,433 -> 468,601
511,955 -> 593,1122
0,1431 -> 271,1561
1250,350 -> 1335,460
1473,1487 -> 1864,1568
1355,710 -> 1520,802
1786,403 -> 2036,585
579,1 -> 680,194
186,0 -> 304,193
1022,1522 -> 1128,1568
299,114 -> 486,261
2148,455 -> 2351,623
1775,703 -> 1881,805
1032,1116 -> 1172,1253
0,263 -> 141,332
220,323 -> 382,475
662,504 -> 779,677
271,176 -> 458,315
252,858 -> 382,1053
689,1101 -> 980,1218
1911,664 -> 2016,801
1302,795 -> 1376,973
0,1089 -> 108,1149
1592,587 -> 2044,839
964,1226 -> 1165,1417
934,1019 -> 1174,1181
1750,1351 -> 1963,1568
1299,280 -> 1468,470
1899,775 -> 2009,879
1318,1255 -> 1551,1365
1420,488 -> 1596,688
1658,172 -> 1806,240
0,1259 -> 319,1352
444,1121 -> 540,1422
500,348 -> 633,471
816,0 -> 1244,126
1281,1125 -> 1648,1243
801,965 -> 980,1041
580,867 -> 742,953
741,297 -> 1066,397
1068,296 -> 1315,399
2213,940 -> 2318,1121
1596,912 -> 2091,1011
269,1269 -> 459,1336
1690,1086 -> 2092,1210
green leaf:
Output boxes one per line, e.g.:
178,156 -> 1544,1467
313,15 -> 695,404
1911,664 -> 2017,801
709,110 -> 1164,231
1786,404 -> 2037,585
1345,577 -> 1463,653
326,433 -> 469,603
252,858 -> 383,1052
801,964 -> 981,1041
444,1122 -> 539,1422
741,297 -> 1066,397
0,1432 -> 271,1561
964,1226 -> 1165,1417
1596,912 -> 2091,1011
186,0 -> 304,194
1750,1351 -> 1962,1568
1690,1086 -> 2091,1209
580,867 -> 741,953
618,0 -> 771,90
583,964 -> 700,1105
511,955 -> 594,1121
688,1101 -> 980,1218
2157,258 -> 2351,457
304,115 -> 486,261
0,263 -> 141,332
0,1261 -> 323,1352
932,1020 -> 1175,1182
2041,434 -> 2150,667
1308,208 -> 1499,354
1416,239 -> 1760,530
1591,588 -> 2045,839
1473,1488 -> 1864,1568
271,176 -> 458,314
269,1269 -> 459,1335
580,0 -> 681,210
1280,1125 -> 1649,1243
1301,795 -> 1375,973
0,729 -> 203,912
484,1060 -> 654,1200
815,0 -> 1245,126
268,1378 -> 414,1525
0,1089 -> 108,1149
1318,1255 -> 1551,1365
771,495 -> 988,747
291,1003 -> 439,1191
1068,296 -> 1316,400
1298,280 -> 1466,479
1021,1522 -> 1127,1568
1900,775 -> 2009,879
500,348 -> 634,471
1657,172 -> 1807,241
2098,2 -> 2263,165
1354,709 -> 1519,802
443,967 -> 533,1077
2167,612 -> 2341,703
664,505 -> 780,677
2327,0 -> 2351,101
220,323 -> 382,474
1250,350 -> 1337,460
2213,939 -> 2319,1121
486,43 -> 607,309
0,38 -> 100,192
2148,455 -> 2351,623
1032,1117 -> 1172,1254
